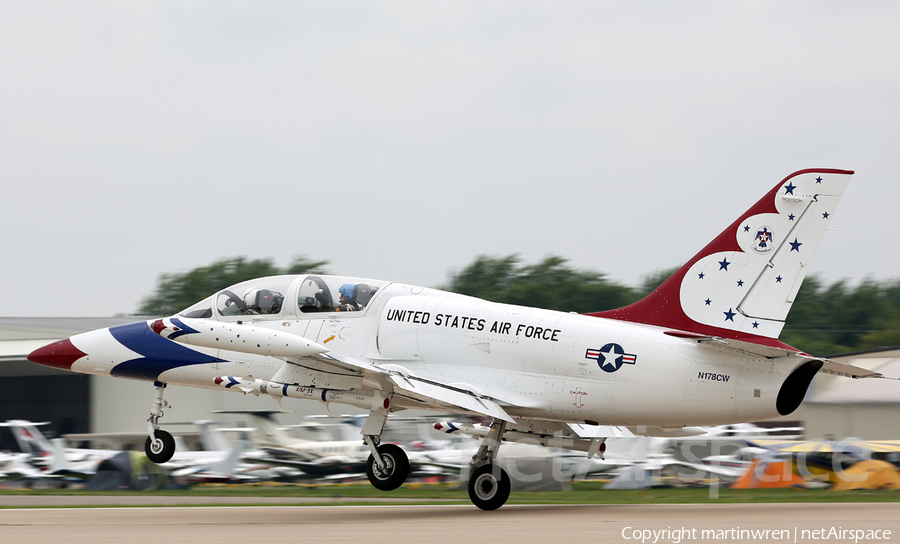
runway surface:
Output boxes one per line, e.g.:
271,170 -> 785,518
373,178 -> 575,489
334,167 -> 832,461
2,503 -> 899,544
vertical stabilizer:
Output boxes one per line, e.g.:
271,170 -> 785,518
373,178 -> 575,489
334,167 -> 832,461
208,439 -> 247,476
590,169 -> 853,346
50,438 -> 71,472
3,421 -> 54,456
195,420 -> 232,452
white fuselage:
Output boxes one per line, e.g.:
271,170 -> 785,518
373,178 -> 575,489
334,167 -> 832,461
64,281 -> 799,429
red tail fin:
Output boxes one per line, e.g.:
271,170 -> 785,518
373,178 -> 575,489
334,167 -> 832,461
587,169 -> 853,348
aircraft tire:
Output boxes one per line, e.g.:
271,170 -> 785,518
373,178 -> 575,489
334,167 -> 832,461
145,429 -> 176,464
468,463 -> 511,511
366,443 -> 409,491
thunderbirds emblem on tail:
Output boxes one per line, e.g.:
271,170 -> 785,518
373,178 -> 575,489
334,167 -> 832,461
752,227 -> 775,254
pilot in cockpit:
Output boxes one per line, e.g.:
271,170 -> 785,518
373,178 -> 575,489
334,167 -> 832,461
336,284 -> 362,312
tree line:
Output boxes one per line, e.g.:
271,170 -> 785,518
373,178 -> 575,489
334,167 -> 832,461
138,255 -> 900,356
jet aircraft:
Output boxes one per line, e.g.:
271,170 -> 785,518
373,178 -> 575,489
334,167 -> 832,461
28,169 -> 893,509
0,420 -> 110,479
0,419 -> 259,485
217,411 -> 370,462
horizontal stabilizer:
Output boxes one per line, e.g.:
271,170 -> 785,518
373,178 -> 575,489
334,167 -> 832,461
666,331 -> 799,359
665,330 -> 889,379
819,359 -> 890,380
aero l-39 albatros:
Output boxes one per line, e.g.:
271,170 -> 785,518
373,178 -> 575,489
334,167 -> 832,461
28,169 -> 891,509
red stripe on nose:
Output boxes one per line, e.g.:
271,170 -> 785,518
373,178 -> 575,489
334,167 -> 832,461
27,338 -> 87,370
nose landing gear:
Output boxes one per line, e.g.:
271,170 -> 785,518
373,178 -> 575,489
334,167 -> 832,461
144,382 -> 176,464
145,429 -> 175,464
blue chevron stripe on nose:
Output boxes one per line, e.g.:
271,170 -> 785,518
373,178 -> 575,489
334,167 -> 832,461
109,321 -> 225,381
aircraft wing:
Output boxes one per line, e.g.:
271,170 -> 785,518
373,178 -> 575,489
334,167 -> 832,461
163,314 -> 526,422
297,352 -> 521,423
386,374 -> 514,422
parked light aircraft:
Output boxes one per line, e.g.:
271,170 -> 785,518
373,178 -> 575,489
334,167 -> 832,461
28,169 -> 893,509
431,420 -> 653,479
0,420 -> 110,479
672,445 -> 776,482
219,411 -> 370,462
432,420 -> 798,484
0,420 -> 54,457
167,439 -> 252,484
1,419 -> 269,485
0,424 -> 45,482
215,410 -> 372,477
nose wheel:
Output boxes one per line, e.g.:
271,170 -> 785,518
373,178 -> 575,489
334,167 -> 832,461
145,429 -> 176,463
145,381 -> 176,464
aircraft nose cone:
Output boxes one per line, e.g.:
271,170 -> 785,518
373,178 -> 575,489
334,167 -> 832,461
27,338 -> 87,370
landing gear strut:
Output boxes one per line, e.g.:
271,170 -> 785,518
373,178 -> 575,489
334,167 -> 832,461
144,382 -> 176,464
467,419 -> 510,511
362,393 -> 409,491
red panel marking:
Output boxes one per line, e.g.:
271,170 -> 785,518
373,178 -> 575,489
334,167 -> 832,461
27,338 -> 87,370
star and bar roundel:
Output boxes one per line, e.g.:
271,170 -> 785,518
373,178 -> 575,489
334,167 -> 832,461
585,343 -> 637,373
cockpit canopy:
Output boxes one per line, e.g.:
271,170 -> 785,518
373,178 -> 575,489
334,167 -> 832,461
177,275 -> 388,320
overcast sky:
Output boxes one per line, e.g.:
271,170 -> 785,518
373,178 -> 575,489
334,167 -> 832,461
2,2 -> 898,317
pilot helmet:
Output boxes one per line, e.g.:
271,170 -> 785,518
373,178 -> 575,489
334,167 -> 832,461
339,284 -> 355,301
243,288 -> 282,313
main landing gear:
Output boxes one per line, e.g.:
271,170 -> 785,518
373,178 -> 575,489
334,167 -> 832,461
362,394 -> 410,491
359,392 -> 510,510
467,419 -> 510,511
365,439 -> 409,490
144,382 -> 176,464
